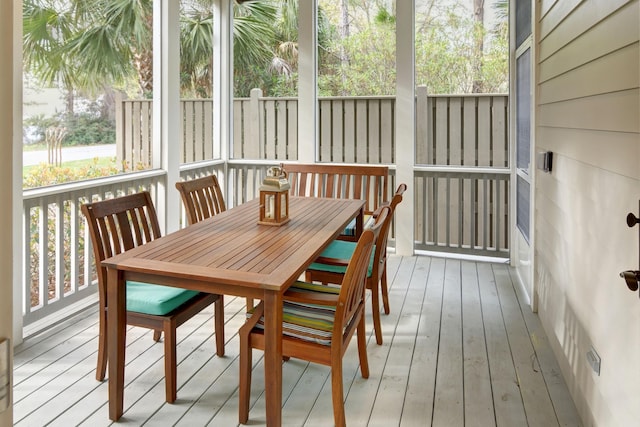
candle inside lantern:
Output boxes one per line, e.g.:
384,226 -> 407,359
266,195 -> 275,219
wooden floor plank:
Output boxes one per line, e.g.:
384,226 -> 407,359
432,258 -> 464,427
14,307 -> 98,365
368,256 -> 421,427
493,264 -> 560,427
476,262 -> 528,427
11,255 -> 583,427
506,267 -> 582,427
400,256 -> 443,427
126,298 -> 248,426
461,260 -> 495,427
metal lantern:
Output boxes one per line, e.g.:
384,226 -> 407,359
258,166 -> 290,226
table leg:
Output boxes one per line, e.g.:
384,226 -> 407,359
356,206 -> 364,237
263,291 -> 283,426
107,268 -> 126,421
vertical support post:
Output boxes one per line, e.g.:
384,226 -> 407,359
155,0 -> 181,233
2,3 -> 16,425
298,0 -> 317,163
213,0 -> 232,198
395,0 -> 415,256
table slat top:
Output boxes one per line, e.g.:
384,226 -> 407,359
102,197 -> 365,291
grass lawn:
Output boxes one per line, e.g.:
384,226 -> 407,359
23,143 -> 48,152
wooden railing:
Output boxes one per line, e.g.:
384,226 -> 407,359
116,89 -> 508,168
22,91 -> 510,328
414,167 -> 510,256
22,171 -> 165,326
21,164 -> 227,329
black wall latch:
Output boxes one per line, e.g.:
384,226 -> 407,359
620,201 -> 640,296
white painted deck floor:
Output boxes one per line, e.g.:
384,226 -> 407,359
13,255 -> 582,426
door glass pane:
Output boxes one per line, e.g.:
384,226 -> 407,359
517,175 -> 530,242
516,48 -> 531,172
515,0 -> 532,48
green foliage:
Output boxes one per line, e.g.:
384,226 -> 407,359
24,158 -> 122,189
375,7 -> 395,25
316,2 -> 508,96
24,107 -> 115,147
63,112 -> 116,146
319,24 -> 397,96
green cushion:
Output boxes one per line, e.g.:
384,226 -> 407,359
341,214 -> 373,237
126,281 -> 200,316
307,240 -> 375,277
247,281 -> 339,345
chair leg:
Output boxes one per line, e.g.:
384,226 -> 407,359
356,315 -> 369,379
96,307 -> 107,381
164,323 -> 177,403
331,357 -> 346,427
381,264 -> 390,315
214,296 -> 225,356
370,281 -> 383,345
238,335 -> 252,424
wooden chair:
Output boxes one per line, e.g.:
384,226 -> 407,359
305,183 -> 407,345
81,191 -> 225,403
239,206 -> 390,427
174,174 -> 252,310
175,174 -> 226,225
282,163 -> 389,241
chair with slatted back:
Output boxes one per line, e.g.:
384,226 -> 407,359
304,183 -> 407,345
175,174 -> 226,225
175,174 -> 252,310
282,163 -> 389,241
81,191 -> 225,403
239,205 -> 389,427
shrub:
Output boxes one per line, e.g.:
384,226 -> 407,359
23,159 -> 122,189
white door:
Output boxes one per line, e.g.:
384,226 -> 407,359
511,0 -> 535,308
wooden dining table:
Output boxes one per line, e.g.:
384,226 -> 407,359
101,196 -> 365,425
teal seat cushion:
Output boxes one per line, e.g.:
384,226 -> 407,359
341,214 -> 373,237
126,281 -> 200,316
248,281 -> 340,345
307,240 -> 375,277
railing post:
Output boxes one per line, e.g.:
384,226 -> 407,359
248,88 -> 263,159
115,91 -> 124,170
416,86 -> 428,164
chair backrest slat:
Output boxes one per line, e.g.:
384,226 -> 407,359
282,163 -> 389,216
176,174 -> 226,225
81,191 -> 161,304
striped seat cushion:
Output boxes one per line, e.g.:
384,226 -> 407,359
307,240 -> 375,277
247,281 -> 340,345
126,281 -> 200,316
341,214 -> 374,237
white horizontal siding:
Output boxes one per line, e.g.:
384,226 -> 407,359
534,0 -> 640,426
